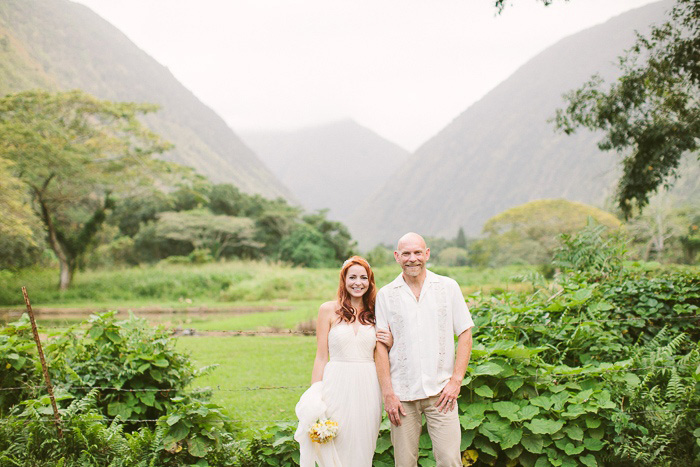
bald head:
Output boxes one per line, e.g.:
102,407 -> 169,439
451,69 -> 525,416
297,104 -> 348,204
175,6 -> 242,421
396,232 -> 427,251
395,232 -> 430,279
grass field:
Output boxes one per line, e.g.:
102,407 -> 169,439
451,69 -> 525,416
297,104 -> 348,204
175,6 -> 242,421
176,336 -> 315,433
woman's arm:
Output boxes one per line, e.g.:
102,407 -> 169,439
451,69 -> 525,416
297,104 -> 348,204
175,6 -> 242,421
311,301 -> 334,383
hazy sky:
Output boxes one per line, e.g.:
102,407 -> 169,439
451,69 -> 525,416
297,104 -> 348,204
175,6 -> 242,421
72,0 -> 659,151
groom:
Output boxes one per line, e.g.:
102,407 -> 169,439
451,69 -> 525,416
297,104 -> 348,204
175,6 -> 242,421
375,232 -> 474,467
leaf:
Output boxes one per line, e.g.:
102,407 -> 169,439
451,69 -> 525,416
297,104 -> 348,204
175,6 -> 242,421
473,362 -> 504,376
584,416 -> 601,429
478,420 -> 510,444
504,444 -> 523,460
492,401 -> 520,421
500,428 -> 523,450
517,405 -> 540,421
473,436 -> 498,457
376,436 -> 392,453
419,433 -> 432,449
163,421 -> 190,445
563,425 -> 583,441
474,385 -> 494,398
582,437 -> 604,451
505,377 -> 525,393
561,404 -> 585,418
521,434 -> 544,454
461,449 -> 478,467
579,454 -> 598,467
460,414 -> 482,430
534,456 -> 552,467
524,418 -> 564,435
153,358 -> 169,368
187,436 -> 210,458
530,396 -> 553,410
461,429 -> 476,449
107,401 -> 132,419
166,414 -> 182,426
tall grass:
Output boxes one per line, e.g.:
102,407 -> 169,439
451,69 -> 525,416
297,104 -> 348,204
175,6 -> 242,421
0,261 -> 535,308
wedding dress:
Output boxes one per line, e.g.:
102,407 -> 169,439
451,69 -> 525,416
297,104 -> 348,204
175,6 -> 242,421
295,320 -> 382,466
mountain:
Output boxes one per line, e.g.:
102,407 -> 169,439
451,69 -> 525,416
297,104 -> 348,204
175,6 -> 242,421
349,0 -> 680,248
0,0 -> 291,200
241,120 -> 409,221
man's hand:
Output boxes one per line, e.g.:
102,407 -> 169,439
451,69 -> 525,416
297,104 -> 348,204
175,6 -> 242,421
435,378 -> 461,414
384,393 -> 406,426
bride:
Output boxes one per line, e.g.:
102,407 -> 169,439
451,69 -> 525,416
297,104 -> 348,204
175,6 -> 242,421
295,256 -> 392,466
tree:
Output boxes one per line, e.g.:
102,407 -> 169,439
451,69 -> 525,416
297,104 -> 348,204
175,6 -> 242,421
455,227 -> 468,249
479,199 -> 621,266
555,0 -> 700,217
279,223 -> 337,268
0,157 -> 43,269
0,90 -> 171,288
153,210 -> 262,259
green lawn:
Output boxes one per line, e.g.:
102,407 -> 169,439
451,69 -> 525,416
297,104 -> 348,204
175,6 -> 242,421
176,335 -> 316,433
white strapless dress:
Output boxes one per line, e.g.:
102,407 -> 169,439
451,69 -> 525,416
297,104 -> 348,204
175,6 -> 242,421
297,321 -> 382,466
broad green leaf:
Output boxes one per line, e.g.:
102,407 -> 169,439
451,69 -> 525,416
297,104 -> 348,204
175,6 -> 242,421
492,401 -> 520,421
524,418 -> 564,435
460,414 -> 482,430
530,396 -> 553,410
166,414 -> 181,426
376,436 -> 392,453
153,358 -> 169,368
505,377 -> 524,393
473,362 -> 504,376
461,429 -> 476,449
584,416 -> 601,428
474,385 -> 494,398
504,444 -> 523,460
187,436 -> 210,458
579,454 -> 598,467
473,437 -> 498,457
583,437 -> 604,451
534,456 -> 552,467
500,428 -> 523,450
478,420 -> 509,443
463,402 -> 488,418
419,433 -> 432,449
521,434 -> 544,454
517,405 -> 540,421
562,404 -> 585,418
138,391 -> 156,407
563,425 -> 583,441
107,401 -> 132,419
163,421 -> 190,445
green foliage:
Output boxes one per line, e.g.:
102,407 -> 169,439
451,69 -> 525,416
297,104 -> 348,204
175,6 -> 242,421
555,0 -> 700,217
46,311 -> 204,428
0,89 -> 173,289
0,314 -> 37,414
477,199 -> 621,267
438,247 -> 470,267
553,218 -> 627,278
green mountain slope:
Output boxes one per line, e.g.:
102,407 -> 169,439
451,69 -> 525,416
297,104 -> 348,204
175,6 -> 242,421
349,0 -> 693,247
0,0 -> 291,199
241,119 -> 409,221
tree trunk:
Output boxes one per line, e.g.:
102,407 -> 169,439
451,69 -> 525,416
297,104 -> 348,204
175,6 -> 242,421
35,188 -> 74,290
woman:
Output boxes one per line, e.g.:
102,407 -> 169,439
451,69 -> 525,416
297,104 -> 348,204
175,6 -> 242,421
295,256 -> 392,466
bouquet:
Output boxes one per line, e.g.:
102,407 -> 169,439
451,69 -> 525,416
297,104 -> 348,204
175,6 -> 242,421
308,418 -> 339,444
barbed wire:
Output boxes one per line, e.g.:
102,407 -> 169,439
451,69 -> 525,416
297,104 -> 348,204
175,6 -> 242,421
1,407 -> 698,426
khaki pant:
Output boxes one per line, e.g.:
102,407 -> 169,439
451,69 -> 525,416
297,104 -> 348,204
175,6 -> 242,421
390,395 -> 461,467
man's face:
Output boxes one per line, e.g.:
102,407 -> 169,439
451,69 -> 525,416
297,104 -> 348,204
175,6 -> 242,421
395,238 -> 430,277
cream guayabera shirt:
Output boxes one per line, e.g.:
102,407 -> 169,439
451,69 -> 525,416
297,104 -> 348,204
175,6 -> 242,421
376,270 -> 474,402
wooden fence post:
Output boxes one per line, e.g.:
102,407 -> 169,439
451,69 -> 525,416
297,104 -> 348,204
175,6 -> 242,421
21,286 -> 63,438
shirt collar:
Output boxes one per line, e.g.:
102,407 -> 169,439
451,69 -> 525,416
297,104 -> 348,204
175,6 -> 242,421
391,269 -> 439,288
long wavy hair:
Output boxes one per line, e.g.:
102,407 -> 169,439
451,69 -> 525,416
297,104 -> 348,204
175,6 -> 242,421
336,256 -> 376,325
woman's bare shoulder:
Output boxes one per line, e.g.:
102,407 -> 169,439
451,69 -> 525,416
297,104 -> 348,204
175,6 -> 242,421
319,300 -> 339,314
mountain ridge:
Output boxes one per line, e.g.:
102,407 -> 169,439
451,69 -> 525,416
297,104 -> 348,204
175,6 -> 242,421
0,0 -> 292,200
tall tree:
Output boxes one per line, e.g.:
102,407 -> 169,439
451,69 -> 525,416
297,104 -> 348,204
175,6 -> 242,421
0,90 -> 171,288
555,0 -> 699,217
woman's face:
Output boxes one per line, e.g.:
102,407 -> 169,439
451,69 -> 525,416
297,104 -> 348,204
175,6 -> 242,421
345,264 -> 370,299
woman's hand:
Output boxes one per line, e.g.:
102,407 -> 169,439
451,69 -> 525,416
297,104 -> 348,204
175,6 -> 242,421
376,327 -> 393,349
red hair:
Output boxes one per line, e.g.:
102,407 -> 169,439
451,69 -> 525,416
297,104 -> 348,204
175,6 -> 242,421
335,256 -> 376,325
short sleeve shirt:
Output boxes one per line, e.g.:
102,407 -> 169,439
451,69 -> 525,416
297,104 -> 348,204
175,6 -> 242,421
375,270 -> 474,401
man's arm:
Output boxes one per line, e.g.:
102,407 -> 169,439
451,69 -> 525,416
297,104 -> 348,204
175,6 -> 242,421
375,342 -> 405,426
435,328 -> 473,413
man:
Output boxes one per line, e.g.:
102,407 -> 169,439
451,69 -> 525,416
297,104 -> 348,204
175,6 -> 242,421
375,232 -> 474,467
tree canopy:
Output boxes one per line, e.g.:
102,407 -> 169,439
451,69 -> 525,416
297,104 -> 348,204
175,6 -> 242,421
0,90 -> 172,288
555,0 -> 699,217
